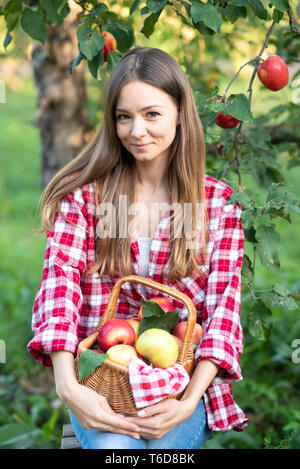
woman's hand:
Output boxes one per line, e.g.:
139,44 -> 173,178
51,350 -> 141,438
126,398 -> 194,440
60,382 -> 141,439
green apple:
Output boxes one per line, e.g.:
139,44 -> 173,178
136,328 -> 178,369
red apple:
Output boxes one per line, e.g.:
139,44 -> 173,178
216,112 -> 240,129
106,344 -> 137,366
136,328 -> 178,369
172,321 -> 203,346
257,55 -> 289,91
102,31 -> 117,61
138,296 -> 176,321
97,318 -> 136,352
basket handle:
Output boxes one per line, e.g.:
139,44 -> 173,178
76,275 -> 197,362
98,274 -> 196,342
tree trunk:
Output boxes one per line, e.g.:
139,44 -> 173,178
31,3 -> 91,188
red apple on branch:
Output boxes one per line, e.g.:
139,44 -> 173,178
216,111 -> 241,129
138,296 -> 176,321
102,31 -> 117,61
257,55 -> 289,91
97,318 -> 136,352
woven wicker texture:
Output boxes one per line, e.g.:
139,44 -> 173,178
75,275 -> 197,416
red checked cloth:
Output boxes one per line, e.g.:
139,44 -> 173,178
127,355 -> 190,408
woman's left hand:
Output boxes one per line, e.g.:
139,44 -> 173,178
126,398 -> 194,440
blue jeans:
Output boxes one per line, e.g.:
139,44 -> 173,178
68,398 -> 212,449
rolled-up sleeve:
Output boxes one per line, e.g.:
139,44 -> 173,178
27,189 -> 88,367
194,201 -> 245,383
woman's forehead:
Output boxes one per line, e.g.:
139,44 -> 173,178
116,81 -> 176,111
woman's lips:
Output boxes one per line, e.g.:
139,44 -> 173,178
133,143 -> 152,150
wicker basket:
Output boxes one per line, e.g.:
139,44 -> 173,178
75,275 -> 197,416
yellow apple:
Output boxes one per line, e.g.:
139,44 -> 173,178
106,344 -> 137,366
125,318 -> 140,342
136,328 -> 178,369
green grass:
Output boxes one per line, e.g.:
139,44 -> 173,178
1,75 -> 300,449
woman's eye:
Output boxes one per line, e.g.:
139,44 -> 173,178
116,111 -> 160,120
147,111 -> 160,118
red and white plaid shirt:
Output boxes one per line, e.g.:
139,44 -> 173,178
27,174 -> 250,432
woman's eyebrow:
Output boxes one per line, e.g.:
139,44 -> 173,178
115,105 -> 164,112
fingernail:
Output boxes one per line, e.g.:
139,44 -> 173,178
137,410 -> 146,417
134,434 -> 140,439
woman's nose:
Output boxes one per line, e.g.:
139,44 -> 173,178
131,117 -> 147,138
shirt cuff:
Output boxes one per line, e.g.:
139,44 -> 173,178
27,317 -> 79,367
194,334 -> 242,383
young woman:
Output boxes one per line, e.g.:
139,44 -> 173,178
27,47 -> 250,449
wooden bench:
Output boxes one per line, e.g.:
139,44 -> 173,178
61,424 -> 82,449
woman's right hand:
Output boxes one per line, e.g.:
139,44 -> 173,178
60,382 -> 141,439
50,351 -> 141,439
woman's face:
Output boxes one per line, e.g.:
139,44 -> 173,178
115,80 -> 180,165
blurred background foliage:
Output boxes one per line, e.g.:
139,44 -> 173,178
0,0 -> 300,449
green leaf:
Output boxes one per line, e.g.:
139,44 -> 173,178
242,254 -> 255,282
249,0 -> 268,20
40,0 -> 64,24
3,0 -> 22,32
77,24 -> 105,61
69,52 -> 84,74
223,5 -> 247,23
139,310 -> 180,335
269,0 -> 290,12
141,10 -> 163,38
245,127 -> 271,150
106,50 -> 122,73
138,299 -> 180,335
104,23 -> 134,53
88,49 -> 104,79
20,8 -> 47,43
266,183 -> 300,216
0,423 -> 42,449
3,30 -> 12,50
146,0 -> 168,13
204,125 -> 221,144
228,191 -> 254,209
223,93 -> 252,121
130,0 -> 142,15
247,299 -> 272,340
273,7 -> 284,22
190,1 -> 223,33
78,349 -> 108,381
231,0 -> 249,5
255,224 -> 281,271
261,289 -> 300,311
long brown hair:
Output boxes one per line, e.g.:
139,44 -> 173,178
39,47 -> 208,281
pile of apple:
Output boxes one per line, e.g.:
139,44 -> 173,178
95,297 -> 203,369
